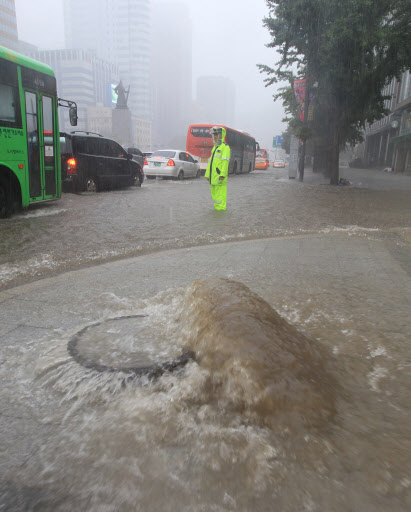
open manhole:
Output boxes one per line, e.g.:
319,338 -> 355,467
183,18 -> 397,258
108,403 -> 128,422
67,315 -> 194,379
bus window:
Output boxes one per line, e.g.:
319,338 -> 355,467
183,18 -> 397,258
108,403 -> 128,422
0,84 -> 18,125
0,60 -> 22,129
191,127 -> 211,138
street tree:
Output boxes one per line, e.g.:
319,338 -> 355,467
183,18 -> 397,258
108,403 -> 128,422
259,0 -> 411,184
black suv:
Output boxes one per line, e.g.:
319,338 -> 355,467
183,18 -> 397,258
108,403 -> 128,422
60,132 -> 144,192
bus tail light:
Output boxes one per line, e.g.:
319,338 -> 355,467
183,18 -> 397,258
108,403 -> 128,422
67,158 -> 77,174
167,159 -> 175,166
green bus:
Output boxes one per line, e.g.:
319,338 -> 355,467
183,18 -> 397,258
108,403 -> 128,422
0,45 -> 77,218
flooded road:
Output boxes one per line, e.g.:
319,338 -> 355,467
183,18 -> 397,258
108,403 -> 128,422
1,168 -> 410,290
1,167 -> 411,511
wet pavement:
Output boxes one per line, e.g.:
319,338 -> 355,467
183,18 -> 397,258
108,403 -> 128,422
0,166 -> 411,511
1,165 -> 411,291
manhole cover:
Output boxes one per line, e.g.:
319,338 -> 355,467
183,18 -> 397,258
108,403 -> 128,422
68,315 -> 194,379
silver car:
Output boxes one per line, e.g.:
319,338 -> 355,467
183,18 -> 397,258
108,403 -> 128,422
144,150 -> 201,180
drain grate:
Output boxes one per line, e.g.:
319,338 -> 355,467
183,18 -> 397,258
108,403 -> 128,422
67,315 -> 195,380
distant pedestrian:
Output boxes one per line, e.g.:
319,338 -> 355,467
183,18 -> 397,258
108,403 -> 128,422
205,126 -> 230,210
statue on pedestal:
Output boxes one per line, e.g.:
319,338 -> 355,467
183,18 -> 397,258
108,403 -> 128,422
114,81 -> 130,109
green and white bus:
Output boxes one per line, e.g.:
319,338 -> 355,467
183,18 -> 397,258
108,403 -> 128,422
0,45 -> 77,218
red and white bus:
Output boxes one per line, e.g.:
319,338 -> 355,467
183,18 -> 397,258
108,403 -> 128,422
186,124 -> 258,175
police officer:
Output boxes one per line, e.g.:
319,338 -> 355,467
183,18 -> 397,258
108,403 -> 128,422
205,126 -> 230,211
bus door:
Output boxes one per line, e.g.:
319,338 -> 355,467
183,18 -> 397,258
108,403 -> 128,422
24,91 -> 57,200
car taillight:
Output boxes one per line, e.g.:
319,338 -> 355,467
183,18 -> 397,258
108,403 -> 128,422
167,159 -> 175,166
67,158 -> 77,174
144,158 -> 148,165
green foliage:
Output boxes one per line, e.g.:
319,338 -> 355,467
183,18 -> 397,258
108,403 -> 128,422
259,0 -> 411,151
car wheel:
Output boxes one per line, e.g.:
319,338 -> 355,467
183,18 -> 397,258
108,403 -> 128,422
196,169 -> 201,178
131,172 -> 141,187
177,170 -> 184,180
85,177 -> 98,193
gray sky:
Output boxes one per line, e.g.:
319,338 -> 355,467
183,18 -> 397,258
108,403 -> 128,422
14,0 -> 285,150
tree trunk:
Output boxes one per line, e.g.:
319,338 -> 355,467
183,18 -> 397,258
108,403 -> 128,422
298,140 -> 306,181
329,97 -> 340,185
313,140 -> 329,174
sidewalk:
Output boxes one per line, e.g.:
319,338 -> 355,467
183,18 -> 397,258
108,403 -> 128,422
293,165 -> 411,190
1,233 -> 410,338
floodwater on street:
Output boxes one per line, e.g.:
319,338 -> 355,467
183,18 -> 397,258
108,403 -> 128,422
1,167 -> 411,511
0,168 -> 410,291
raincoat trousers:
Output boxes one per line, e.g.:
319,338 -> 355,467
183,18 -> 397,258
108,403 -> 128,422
205,127 -> 230,210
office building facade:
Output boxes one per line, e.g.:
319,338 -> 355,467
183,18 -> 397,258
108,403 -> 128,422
363,71 -> 411,173
0,0 -> 18,50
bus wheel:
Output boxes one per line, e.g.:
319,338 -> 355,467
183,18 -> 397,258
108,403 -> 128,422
85,177 -> 98,193
177,171 -> 184,180
0,183 -> 8,218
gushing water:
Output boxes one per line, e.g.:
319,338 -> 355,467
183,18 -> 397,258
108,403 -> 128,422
2,277 -> 409,511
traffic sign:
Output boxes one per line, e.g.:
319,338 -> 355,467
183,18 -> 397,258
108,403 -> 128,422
273,135 -> 283,148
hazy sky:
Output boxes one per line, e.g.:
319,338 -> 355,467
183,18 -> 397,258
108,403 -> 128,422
14,0 -> 285,150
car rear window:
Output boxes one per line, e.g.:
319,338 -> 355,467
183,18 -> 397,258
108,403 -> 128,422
73,137 -> 100,155
60,135 -> 72,155
151,150 -> 176,159
127,147 -> 143,157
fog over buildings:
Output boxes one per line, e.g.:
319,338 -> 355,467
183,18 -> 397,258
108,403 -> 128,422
9,0 -> 286,151
151,1 -> 192,149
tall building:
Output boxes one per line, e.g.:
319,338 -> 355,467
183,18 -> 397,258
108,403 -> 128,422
63,0 -> 151,122
0,0 -> 18,50
362,71 -> 411,173
27,49 -> 119,132
151,1 -> 192,149
196,76 -> 236,127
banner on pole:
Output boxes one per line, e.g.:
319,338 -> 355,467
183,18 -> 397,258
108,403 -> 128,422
293,79 -> 306,122
294,79 -> 318,122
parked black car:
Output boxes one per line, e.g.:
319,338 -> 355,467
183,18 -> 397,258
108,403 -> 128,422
60,132 -> 144,192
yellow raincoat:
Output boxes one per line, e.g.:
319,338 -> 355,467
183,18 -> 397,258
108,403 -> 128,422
205,126 -> 230,210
